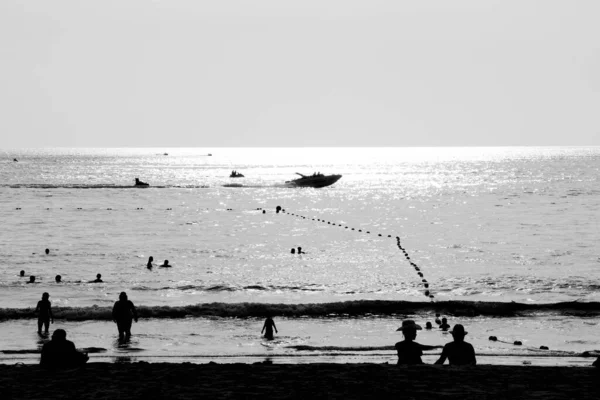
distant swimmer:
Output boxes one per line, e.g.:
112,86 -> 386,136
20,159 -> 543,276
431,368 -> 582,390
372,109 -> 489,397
439,317 -> 450,331
297,247 -> 305,254
425,322 -> 433,330
13,158 -> 18,162
112,292 -> 138,340
35,292 -> 54,334
147,256 -> 154,269
19,270 -> 25,277
160,260 -> 172,268
55,275 -> 62,283
134,178 -> 149,187
28,275 -> 36,284
290,248 -> 296,254
91,273 -> 103,283
45,248 -> 50,255
261,315 -> 278,340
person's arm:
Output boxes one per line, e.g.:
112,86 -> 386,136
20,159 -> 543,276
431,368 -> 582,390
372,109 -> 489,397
261,321 -> 266,334
112,302 -> 117,322
434,345 -> 448,365
468,344 -> 477,365
130,301 -> 138,322
272,321 -> 278,333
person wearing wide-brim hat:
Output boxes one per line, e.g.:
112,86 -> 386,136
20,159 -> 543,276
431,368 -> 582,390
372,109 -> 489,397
434,324 -> 476,365
394,320 -> 442,365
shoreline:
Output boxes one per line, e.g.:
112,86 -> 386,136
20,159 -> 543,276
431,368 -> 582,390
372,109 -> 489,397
2,363 -> 600,399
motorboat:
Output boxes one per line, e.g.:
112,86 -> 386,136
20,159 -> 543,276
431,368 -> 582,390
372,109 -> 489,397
230,170 -> 245,178
285,173 -> 342,188
134,178 -> 150,187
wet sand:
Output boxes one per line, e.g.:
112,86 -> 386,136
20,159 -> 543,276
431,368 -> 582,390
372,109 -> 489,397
1,363 -> 600,399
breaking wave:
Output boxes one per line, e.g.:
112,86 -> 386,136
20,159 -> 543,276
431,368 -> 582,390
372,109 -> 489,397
2,300 -> 600,322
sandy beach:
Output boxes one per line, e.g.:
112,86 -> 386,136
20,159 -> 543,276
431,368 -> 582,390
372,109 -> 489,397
1,363 -> 599,399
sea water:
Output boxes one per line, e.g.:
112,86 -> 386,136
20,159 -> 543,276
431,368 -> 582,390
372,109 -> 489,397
1,147 -> 599,365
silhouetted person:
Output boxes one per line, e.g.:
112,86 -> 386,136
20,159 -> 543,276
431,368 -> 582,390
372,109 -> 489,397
28,275 -> 36,284
147,256 -> 153,269
135,178 -> 148,186
14,158 -> 18,162
19,270 -> 25,277
35,292 -> 54,334
45,248 -> 50,255
261,316 -> 278,340
112,292 -> 138,339
395,320 -> 442,365
439,317 -> 450,331
435,324 -> 476,365
160,260 -> 172,267
55,275 -> 62,283
297,247 -> 305,254
290,248 -> 296,254
40,329 -> 89,368
91,273 -> 103,283
425,322 -> 433,330
593,357 -> 600,367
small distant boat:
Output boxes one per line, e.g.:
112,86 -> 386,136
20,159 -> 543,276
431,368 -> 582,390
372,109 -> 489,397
230,170 -> 244,178
134,178 -> 150,187
285,173 -> 342,188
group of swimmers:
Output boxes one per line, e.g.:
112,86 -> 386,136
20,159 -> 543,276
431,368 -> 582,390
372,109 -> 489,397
20,270 -> 103,284
290,247 -> 305,255
146,256 -> 172,268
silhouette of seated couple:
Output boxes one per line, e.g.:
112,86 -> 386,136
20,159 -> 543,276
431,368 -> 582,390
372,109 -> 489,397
395,320 -> 476,365
40,329 -> 89,368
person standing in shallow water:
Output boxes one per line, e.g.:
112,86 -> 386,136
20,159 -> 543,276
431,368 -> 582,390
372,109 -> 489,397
395,320 -> 442,364
35,292 -> 54,334
112,292 -> 138,339
147,256 -> 153,269
435,324 -> 476,365
261,316 -> 278,340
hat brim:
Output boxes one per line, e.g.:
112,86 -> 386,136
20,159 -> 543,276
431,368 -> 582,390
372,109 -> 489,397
396,324 -> 423,331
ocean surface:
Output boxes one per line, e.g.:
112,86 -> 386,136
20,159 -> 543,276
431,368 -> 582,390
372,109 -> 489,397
1,147 -> 599,366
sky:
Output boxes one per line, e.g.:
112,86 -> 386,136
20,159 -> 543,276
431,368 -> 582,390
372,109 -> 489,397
1,0 -> 599,147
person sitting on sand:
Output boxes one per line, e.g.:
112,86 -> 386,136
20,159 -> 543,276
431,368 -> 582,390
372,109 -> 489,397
35,292 -> 54,334
439,317 -> 450,331
91,273 -> 103,283
147,256 -> 154,269
112,292 -> 139,339
40,329 -> 89,368
395,320 -> 442,365
160,260 -> 172,267
261,316 -> 278,340
435,324 -> 476,365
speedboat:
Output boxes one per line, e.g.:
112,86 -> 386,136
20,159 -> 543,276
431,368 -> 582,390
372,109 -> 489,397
134,178 -> 150,187
285,173 -> 342,188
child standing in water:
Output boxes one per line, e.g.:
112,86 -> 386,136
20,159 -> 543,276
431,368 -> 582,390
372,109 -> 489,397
35,292 -> 54,334
261,316 -> 278,340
